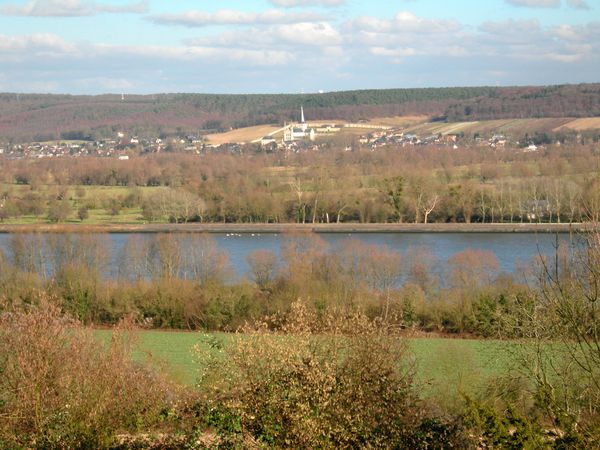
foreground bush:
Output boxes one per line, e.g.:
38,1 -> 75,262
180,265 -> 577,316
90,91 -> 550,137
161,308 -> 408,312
195,301 -> 470,448
0,301 -> 177,448
463,231 -> 600,449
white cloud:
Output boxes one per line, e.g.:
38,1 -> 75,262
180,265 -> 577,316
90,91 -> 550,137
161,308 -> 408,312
370,47 -> 416,57
369,46 -> 416,64
347,12 -> 599,70
148,9 -> 324,27
553,24 -> 579,40
550,22 -> 600,44
543,52 -> 583,62
477,19 -> 598,63
446,46 -> 469,57
345,12 -> 464,60
349,11 -> 461,35
268,22 -> 342,46
506,0 -> 592,8
478,19 -> 541,42
95,43 -> 295,66
184,22 -> 345,68
0,33 -> 77,55
0,10 -> 599,93
75,77 -> 134,90
505,0 -> 560,7
1,0 -> 148,17
0,31 -> 296,67
269,0 -> 345,7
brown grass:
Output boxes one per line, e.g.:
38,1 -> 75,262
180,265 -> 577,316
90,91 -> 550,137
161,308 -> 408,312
367,115 -> 429,127
206,124 -> 283,145
557,117 -> 600,131
405,117 -> 585,136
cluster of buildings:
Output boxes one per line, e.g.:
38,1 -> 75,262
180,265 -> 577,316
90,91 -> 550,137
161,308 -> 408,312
358,130 -> 460,150
258,107 -> 393,152
476,134 -> 540,152
283,107 -> 316,143
2,106 -> 562,160
1,141 -> 103,159
0,135 -> 205,160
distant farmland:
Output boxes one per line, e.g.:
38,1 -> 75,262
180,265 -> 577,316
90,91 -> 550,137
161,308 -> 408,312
202,116 -> 600,145
404,117 -> 600,137
206,124 -> 284,145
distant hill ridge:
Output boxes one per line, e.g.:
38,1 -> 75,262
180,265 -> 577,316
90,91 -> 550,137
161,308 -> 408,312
0,84 -> 599,141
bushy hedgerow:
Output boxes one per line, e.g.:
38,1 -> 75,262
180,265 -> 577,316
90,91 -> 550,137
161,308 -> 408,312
194,300 -> 472,448
0,301 -> 179,448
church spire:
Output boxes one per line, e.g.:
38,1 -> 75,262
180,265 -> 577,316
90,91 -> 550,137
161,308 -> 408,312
300,106 -> 308,132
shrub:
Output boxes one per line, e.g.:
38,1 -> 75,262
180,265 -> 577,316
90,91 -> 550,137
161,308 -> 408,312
77,206 -> 89,221
0,300 -> 177,448
246,249 -> 278,290
474,231 -> 600,448
462,398 -> 546,449
195,300 -> 469,447
47,199 -> 72,223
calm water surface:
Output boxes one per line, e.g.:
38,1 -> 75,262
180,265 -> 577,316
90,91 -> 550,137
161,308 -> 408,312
0,232 -> 573,279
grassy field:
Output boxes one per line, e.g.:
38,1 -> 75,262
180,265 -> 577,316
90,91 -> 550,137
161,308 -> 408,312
0,184 -> 169,225
95,329 -> 512,406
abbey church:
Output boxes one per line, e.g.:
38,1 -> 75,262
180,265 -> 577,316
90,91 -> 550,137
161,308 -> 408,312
283,106 -> 316,143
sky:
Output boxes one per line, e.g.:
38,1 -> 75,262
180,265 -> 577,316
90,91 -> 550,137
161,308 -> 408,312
0,0 -> 598,94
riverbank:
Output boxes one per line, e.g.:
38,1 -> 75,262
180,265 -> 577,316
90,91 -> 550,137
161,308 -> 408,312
0,222 -> 593,234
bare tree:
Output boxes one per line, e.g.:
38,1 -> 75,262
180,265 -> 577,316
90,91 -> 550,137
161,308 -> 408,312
148,233 -> 183,280
186,233 -> 231,285
118,234 -> 153,282
290,177 -> 307,224
247,249 -> 278,290
448,249 -> 499,290
422,194 -> 439,224
339,240 -> 402,321
565,180 -> 582,223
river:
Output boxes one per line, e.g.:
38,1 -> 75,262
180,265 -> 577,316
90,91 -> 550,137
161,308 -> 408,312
0,231 -> 576,281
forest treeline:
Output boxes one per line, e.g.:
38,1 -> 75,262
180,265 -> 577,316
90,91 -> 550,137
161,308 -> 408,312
1,83 -> 599,141
1,144 -> 599,224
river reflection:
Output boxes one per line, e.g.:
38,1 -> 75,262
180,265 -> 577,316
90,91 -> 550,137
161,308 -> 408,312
0,231 -> 577,282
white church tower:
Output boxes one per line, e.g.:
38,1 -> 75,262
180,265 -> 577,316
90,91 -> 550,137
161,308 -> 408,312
300,106 -> 308,132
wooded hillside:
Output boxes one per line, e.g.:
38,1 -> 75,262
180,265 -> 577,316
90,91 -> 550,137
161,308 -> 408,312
1,84 -> 599,141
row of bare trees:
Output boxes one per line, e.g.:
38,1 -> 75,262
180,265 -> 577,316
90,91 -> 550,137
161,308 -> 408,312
1,143 -> 599,224
0,231 -> 524,334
